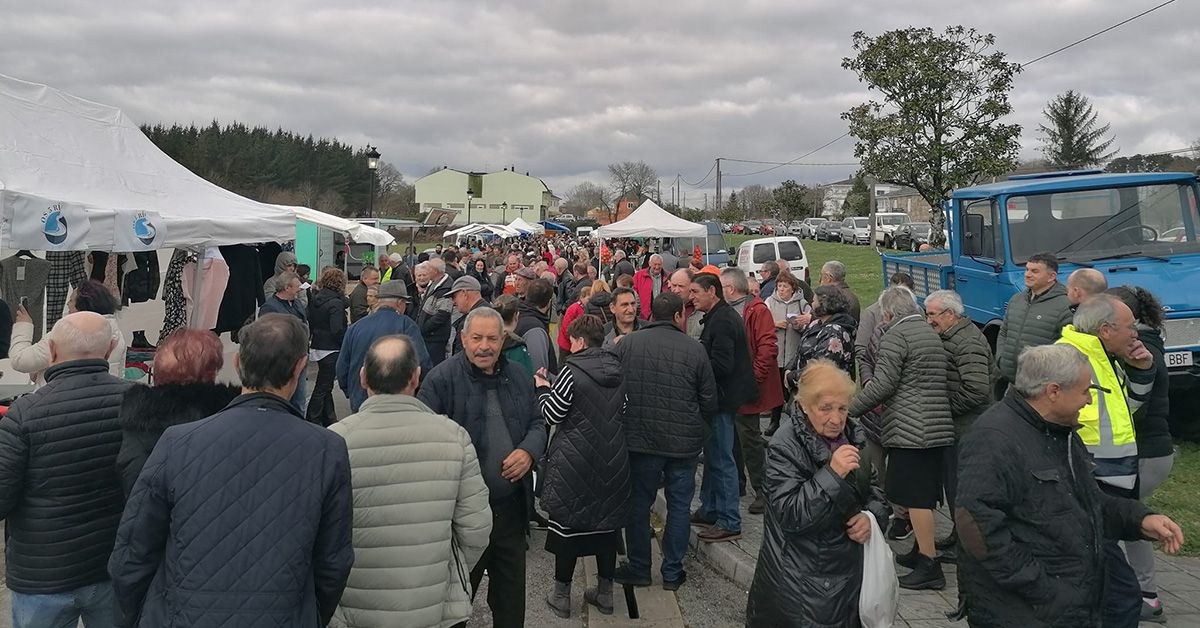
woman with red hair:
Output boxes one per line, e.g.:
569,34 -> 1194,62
115,328 -> 240,496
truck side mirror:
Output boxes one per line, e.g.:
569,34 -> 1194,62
728,257 -> 737,267
962,213 -> 984,257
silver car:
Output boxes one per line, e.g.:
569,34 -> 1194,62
839,217 -> 870,245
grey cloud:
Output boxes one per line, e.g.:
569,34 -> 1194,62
2,0 -> 1195,202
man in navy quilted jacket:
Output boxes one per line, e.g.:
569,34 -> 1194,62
109,314 -> 354,627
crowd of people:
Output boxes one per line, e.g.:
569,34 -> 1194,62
0,232 -> 1188,627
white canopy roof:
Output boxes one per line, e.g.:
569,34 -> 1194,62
290,206 -> 394,246
506,217 -> 543,234
0,74 -> 299,252
595,200 -> 706,239
445,223 -> 520,238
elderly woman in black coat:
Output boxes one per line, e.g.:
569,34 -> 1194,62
116,328 -> 239,497
535,314 -> 629,619
747,359 -> 890,627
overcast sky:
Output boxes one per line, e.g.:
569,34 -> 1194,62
3,0 -> 1197,205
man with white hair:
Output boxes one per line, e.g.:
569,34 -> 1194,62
418,257 -> 455,366
924,289 -> 993,560
956,343 -> 1183,627
0,312 -> 132,626
633,254 -> 668,319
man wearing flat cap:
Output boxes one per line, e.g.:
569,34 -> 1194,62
514,266 -> 538,300
449,275 -> 489,355
337,280 -> 431,412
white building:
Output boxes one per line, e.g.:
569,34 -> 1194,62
415,167 -> 561,225
819,176 -> 903,218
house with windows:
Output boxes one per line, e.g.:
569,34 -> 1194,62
877,186 -> 934,221
819,176 -> 903,217
415,166 -> 561,225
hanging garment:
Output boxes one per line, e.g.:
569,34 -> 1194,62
122,251 -> 162,304
45,251 -> 87,331
182,248 -> 230,331
215,244 -> 266,335
88,251 -> 129,302
0,255 -> 52,341
158,249 -> 196,343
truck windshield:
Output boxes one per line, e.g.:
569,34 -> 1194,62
1006,183 -> 1200,263
880,215 -> 908,226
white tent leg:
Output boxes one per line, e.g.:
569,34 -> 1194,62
187,248 -> 206,328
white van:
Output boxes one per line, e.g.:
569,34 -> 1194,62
735,236 -> 810,284
576,226 -> 594,238
874,212 -> 910,246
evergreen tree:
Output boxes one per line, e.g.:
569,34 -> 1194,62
1038,90 -> 1118,168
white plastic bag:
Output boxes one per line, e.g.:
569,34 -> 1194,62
859,510 -> 899,628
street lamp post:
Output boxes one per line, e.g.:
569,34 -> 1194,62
501,201 -> 508,222
466,188 -> 474,224
366,145 -> 380,218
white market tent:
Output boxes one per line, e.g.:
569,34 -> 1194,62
289,206 -> 394,246
444,223 -> 520,239
506,217 -> 544,235
595,199 -> 706,239
0,74 -> 299,252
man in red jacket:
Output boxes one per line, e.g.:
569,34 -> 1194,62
632,254 -> 668,319
720,267 -> 782,515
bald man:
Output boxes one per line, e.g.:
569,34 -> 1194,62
1067,268 -> 1108,309
1,312 -> 132,623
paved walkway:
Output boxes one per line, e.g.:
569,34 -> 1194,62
653,466 -> 1200,627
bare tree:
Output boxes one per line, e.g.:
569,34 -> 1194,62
739,184 -> 773,218
608,161 -> 658,207
564,181 -> 612,221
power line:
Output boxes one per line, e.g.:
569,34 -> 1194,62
722,158 -> 860,166
722,132 -> 852,177
682,161 -> 717,187
1020,0 -> 1177,68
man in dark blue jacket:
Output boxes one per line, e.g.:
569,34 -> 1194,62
0,312 -> 131,627
108,314 -> 354,628
259,271 -> 309,411
418,307 -> 547,628
337,281 -> 430,412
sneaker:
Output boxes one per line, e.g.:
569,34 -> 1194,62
896,544 -> 922,569
662,572 -> 687,592
937,545 -> 957,564
690,511 -> 716,528
748,494 -> 766,515
886,517 -> 913,541
613,564 -> 652,587
1141,598 -> 1167,624
697,526 -> 742,543
898,555 -> 946,590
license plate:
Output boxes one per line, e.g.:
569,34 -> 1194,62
1166,351 -> 1194,368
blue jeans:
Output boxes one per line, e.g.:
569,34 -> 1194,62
625,453 -> 698,583
11,581 -> 117,628
1103,540 -> 1141,628
290,364 -> 309,415
697,412 -> 741,533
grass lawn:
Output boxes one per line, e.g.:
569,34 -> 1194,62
725,234 -> 885,304
1148,443 -> 1200,556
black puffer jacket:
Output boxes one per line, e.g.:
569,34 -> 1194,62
307,287 -> 350,351
540,349 -> 630,530
699,301 -> 756,413
746,413 -> 889,627
940,317 -> 994,434
996,282 -> 1073,383
956,391 -> 1151,627
417,274 -> 454,365
1134,326 -> 1172,458
789,312 -> 857,382
0,360 -> 132,593
849,314 -> 954,449
108,393 -> 354,627
614,321 -> 718,458
116,382 -> 242,497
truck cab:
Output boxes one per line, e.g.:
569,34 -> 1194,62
882,170 -> 1200,431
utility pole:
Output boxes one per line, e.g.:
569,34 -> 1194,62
704,193 -> 709,213
868,180 -> 878,249
657,179 -> 662,205
714,158 -> 722,220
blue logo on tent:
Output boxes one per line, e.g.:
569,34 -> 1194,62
43,207 -> 68,245
134,216 -> 157,245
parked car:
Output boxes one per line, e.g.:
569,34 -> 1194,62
815,220 -> 839,241
892,221 -> 932,252
798,217 -> 826,238
873,212 -> 911,246
670,221 -> 731,268
743,220 -> 763,234
839,217 -> 870,245
557,213 -> 578,223
787,221 -> 805,236
733,236 -> 810,284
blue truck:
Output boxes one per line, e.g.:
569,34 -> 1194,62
881,169 -> 1200,435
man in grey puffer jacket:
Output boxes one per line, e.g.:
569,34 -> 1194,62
995,253 -> 1073,390
849,286 -> 953,591
330,335 -> 492,628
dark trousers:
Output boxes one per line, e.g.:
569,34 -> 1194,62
305,352 -> 339,426
625,453 -> 698,583
942,441 -> 958,514
555,549 -> 616,582
733,413 -> 766,494
470,495 -> 528,628
1103,540 -> 1142,628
